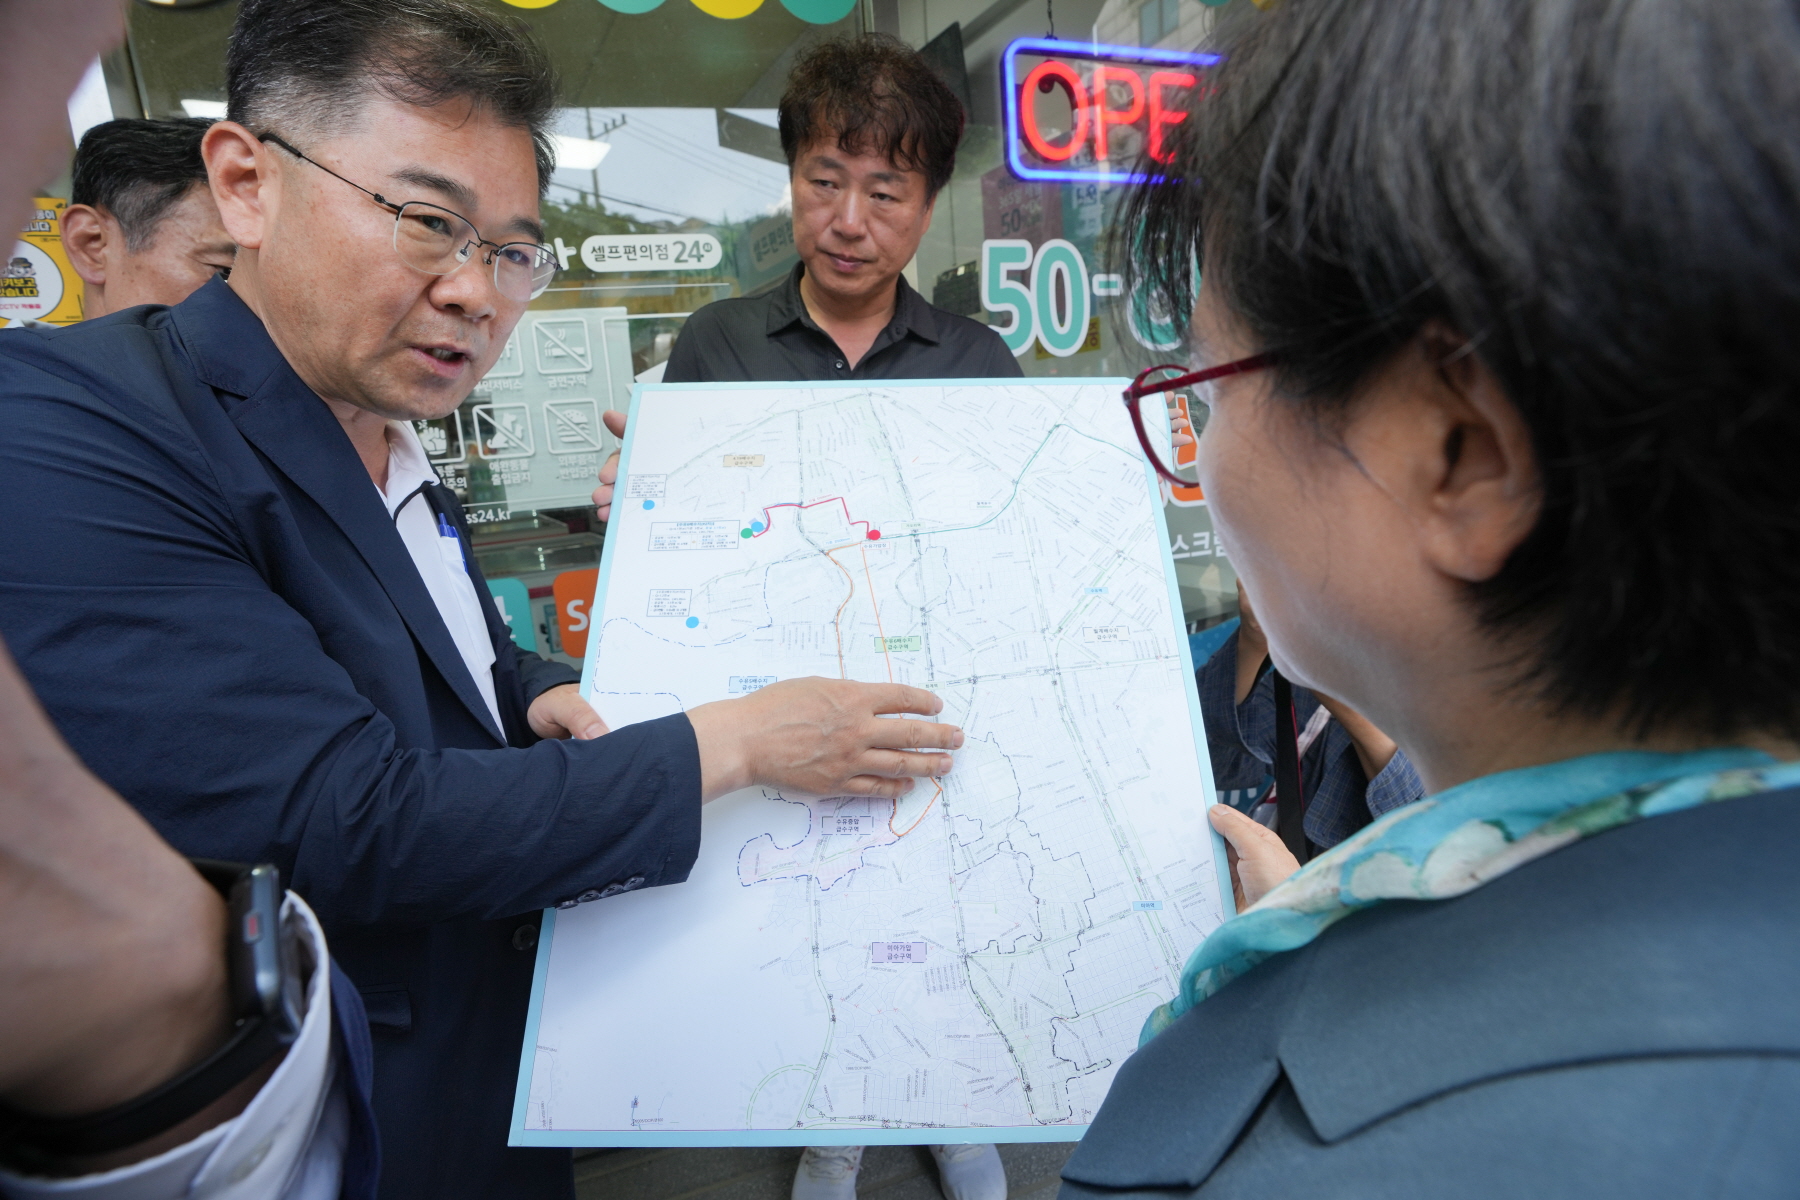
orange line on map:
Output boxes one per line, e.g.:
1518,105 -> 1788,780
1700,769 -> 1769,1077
823,548 -> 855,675
803,513 -> 943,839
860,546 -> 895,684
860,544 -> 942,838
890,781 -> 942,838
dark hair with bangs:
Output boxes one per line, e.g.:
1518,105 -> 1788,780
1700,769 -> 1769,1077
226,0 -> 558,192
779,34 -> 965,197
1121,0 -> 1800,744
71,118 -> 213,252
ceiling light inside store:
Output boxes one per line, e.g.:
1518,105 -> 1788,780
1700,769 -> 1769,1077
553,135 -> 610,172
181,99 -> 228,119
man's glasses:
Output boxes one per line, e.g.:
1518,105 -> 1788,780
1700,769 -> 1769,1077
1122,355 -> 1272,486
259,133 -> 557,303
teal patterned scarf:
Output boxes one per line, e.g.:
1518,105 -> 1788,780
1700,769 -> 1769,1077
1145,748 -> 1800,1043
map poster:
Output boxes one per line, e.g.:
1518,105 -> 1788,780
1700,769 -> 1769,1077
511,379 -> 1232,1148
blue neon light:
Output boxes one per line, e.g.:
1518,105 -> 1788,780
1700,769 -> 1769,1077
1002,36 -> 1221,185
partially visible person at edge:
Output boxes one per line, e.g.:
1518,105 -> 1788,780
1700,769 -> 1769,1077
1062,1 -> 1800,1196
0,2 -> 375,1198
1200,582 -> 1425,905
592,33 -> 1016,1200
57,118 -> 238,320
0,4 -> 963,1200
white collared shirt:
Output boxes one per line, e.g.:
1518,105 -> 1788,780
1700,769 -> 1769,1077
377,422 -> 504,735
0,894 -> 345,1200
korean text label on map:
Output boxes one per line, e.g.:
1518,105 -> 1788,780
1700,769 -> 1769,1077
649,521 -> 739,551
870,942 -> 928,964
626,474 -> 667,501
647,590 -> 692,617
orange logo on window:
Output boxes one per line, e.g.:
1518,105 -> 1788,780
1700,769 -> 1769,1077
553,568 -> 599,659
1163,394 -> 1206,507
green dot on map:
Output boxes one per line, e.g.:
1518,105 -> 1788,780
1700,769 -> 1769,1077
740,528 -> 753,538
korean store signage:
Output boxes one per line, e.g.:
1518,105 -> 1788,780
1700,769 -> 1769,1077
2,199 -> 83,328
577,233 -> 722,274
1002,38 -> 1219,185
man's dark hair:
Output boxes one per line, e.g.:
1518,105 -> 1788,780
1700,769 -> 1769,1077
779,33 -> 965,197
70,118 -> 212,253
1121,0 -> 1800,744
226,0 -> 558,191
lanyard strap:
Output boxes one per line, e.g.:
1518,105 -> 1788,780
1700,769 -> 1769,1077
1271,668 -> 1311,863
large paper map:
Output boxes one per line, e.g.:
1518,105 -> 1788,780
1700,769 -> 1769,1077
511,379 -> 1229,1147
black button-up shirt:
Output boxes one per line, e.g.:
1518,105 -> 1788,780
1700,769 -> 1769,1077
662,263 -> 1024,383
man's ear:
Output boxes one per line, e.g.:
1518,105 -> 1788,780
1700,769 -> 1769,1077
1350,326 -> 1541,585
202,121 -> 275,252
59,204 -> 110,286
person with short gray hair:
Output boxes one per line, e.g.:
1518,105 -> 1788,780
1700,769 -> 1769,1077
1065,0 -> 1800,1194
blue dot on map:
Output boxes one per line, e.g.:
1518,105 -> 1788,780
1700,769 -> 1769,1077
685,616 -> 699,628
642,499 -> 655,510
751,520 -> 765,532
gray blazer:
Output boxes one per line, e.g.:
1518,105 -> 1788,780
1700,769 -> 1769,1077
1062,788 -> 1800,1198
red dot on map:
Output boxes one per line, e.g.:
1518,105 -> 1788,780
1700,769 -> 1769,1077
867,530 -> 881,540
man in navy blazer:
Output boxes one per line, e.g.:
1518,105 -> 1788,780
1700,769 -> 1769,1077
0,2 -> 961,1198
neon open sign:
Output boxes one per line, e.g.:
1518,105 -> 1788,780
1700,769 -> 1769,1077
1002,38 -> 1219,184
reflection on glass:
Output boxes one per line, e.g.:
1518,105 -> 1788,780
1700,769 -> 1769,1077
116,0 -> 1234,619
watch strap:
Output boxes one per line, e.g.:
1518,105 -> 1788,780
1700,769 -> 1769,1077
0,860 -> 300,1171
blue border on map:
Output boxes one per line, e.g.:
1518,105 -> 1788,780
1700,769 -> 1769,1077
510,378 -> 1231,1148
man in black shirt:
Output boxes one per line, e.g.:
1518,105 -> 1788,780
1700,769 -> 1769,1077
659,34 -> 1020,386
599,34 -> 1016,1200
663,258 -> 1019,383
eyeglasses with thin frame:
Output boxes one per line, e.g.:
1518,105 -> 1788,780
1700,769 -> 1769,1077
1122,355 -> 1273,486
258,133 -> 558,303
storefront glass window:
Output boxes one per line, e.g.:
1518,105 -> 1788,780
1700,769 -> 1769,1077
110,0 -> 1235,661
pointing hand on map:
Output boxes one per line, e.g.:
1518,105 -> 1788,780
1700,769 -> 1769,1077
590,409 -> 629,522
685,678 -> 962,802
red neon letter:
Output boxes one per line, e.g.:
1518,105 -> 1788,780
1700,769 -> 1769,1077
1020,60 -> 1091,163
1147,71 -> 1196,163
1090,65 -> 1145,162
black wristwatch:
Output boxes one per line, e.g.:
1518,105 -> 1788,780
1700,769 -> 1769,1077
0,860 -> 306,1173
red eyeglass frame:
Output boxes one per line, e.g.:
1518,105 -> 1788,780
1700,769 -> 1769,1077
1121,354 -> 1273,486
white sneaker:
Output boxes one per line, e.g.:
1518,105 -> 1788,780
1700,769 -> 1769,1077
792,1145 -> 865,1200
929,1143 -> 1007,1200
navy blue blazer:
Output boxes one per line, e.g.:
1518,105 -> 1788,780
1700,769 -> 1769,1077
0,279 -> 703,1200
1061,789 -> 1800,1198
330,964 -> 381,1200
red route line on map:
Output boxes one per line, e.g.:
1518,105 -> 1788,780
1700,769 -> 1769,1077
750,496 -> 873,541
763,496 -> 940,836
